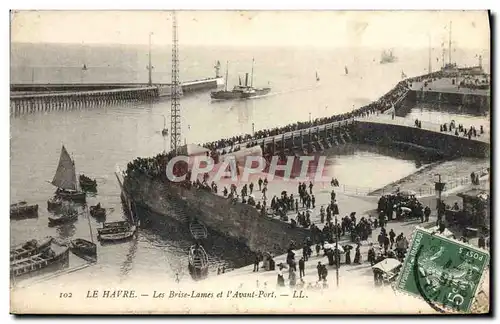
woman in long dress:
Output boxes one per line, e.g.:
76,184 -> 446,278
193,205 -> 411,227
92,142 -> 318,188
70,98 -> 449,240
353,246 -> 362,264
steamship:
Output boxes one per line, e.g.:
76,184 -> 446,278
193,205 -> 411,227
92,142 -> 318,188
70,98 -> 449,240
210,59 -> 271,100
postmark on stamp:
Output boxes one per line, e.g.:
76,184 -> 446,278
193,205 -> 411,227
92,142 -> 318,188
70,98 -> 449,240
395,227 -> 489,313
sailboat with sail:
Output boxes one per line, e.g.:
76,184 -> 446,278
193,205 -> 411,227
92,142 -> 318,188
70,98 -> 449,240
345,66 -> 349,75
316,71 -> 320,81
51,145 -> 86,203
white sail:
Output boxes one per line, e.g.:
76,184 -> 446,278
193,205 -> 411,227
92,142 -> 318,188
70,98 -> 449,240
51,145 -> 78,191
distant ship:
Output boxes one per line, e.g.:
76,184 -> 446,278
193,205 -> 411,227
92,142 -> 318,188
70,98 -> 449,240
210,59 -> 271,100
316,71 -> 320,81
345,66 -> 349,75
380,50 -> 397,64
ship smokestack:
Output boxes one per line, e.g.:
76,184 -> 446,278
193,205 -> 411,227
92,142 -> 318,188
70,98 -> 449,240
245,73 -> 249,87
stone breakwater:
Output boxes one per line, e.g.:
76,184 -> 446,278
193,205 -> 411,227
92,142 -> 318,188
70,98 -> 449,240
123,174 -> 311,255
122,70 -> 490,256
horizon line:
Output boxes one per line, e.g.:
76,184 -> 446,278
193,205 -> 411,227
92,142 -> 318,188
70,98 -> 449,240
10,41 -> 489,51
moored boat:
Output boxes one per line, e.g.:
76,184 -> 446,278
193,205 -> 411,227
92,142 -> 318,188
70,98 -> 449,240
70,238 -> 97,260
79,174 -> 97,192
189,220 -> 208,240
10,242 -> 70,278
97,221 -> 136,242
10,201 -> 39,220
10,237 -> 53,262
90,203 -> 106,219
188,244 -> 209,280
47,196 -> 63,211
51,145 -> 87,203
55,188 -> 86,202
48,207 -> 78,226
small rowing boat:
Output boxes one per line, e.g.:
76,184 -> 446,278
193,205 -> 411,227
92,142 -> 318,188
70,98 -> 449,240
97,221 -> 136,242
48,207 -> 78,226
90,203 -> 106,219
10,237 -> 53,262
70,238 -> 97,260
188,244 -> 209,280
189,220 -> 208,240
10,201 -> 39,220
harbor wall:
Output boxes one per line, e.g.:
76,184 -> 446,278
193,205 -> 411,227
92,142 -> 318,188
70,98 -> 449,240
10,78 -> 220,117
124,174 -> 311,255
353,121 -> 490,158
406,89 -> 490,111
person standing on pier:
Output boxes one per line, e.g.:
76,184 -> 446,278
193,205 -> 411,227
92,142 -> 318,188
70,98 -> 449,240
258,178 -> 263,191
295,199 -> 299,213
424,206 -> 431,222
249,182 -> 254,194
253,252 -> 260,272
315,243 -> 321,257
309,182 -> 314,194
299,257 -> 305,278
389,229 -> 396,249
311,195 -> 316,209
353,245 -> 362,264
478,236 -> 486,249
317,262 -> 323,281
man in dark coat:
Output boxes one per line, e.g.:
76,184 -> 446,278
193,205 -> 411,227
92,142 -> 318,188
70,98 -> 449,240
317,262 -> 323,281
368,245 -> 376,266
478,236 -> 486,249
389,229 -> 396,249
253,253 -> 260,272
299,257 -> 305,278
424,206 -> 431,222
383,235 -> 390,253
345,247 -> 351,265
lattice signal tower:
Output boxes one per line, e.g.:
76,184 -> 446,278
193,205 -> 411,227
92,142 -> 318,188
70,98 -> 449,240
170,11 -> 181,154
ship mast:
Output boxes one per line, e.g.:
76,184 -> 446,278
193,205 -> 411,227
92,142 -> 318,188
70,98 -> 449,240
225,61 -> 229,91
148,32 -> 153,86
250,58 -> 254,87
441,45 -> 445,69
428,33 -> 432,73
448,21 -> 452,65
170,11 -> 181,155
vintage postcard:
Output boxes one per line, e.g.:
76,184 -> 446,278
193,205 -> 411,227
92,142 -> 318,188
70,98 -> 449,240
9,10 -> 491,314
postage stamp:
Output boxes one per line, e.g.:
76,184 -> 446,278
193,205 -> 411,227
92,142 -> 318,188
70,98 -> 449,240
395,227 -> 490,313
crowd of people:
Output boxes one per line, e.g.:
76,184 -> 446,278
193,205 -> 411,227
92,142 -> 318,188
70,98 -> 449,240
459,75 -> 490,90
377,191 -> 430,223
439,119 -> 485,140
201,76 -> 417,153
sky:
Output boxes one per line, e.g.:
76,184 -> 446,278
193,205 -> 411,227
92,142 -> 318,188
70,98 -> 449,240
10,10 -> 490,49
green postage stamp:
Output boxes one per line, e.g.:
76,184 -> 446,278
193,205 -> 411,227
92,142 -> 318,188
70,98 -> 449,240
395,227 -> 489,313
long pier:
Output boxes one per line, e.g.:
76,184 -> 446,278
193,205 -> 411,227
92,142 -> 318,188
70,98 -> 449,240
10,77 -> 222,117
10,87 -> 158,117
10,77 -> 222,93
